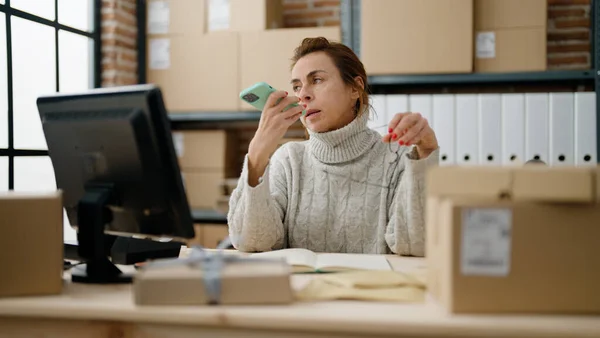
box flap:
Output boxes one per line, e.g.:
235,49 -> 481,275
427,166 -> 598,203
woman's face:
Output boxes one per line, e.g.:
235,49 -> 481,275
291,51 -> 359,133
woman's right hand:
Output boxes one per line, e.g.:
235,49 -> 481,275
247,91 -> 304,186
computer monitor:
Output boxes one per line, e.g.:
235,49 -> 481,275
36,84 -> 195,284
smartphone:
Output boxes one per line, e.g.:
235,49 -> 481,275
239,82 -> 303,114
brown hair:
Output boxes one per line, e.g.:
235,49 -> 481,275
291,37 -> 370,117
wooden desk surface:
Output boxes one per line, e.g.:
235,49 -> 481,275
0,255 -> 599,338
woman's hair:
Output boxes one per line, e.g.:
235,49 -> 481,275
291,37 -> 370,117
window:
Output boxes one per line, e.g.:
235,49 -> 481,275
0,0 -> 100,189
1,0 -> 99,239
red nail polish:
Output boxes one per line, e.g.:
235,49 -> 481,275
303,104 -> 307,108
285,91 -> 288,95
392,133 -> 397,140
388,128 -> 393,133
399,140 -> 404,145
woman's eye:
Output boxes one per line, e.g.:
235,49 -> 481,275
314,78 -> 322,83
292,86 -> 301,92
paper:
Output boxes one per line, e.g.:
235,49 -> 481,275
149,38 -> 170,70
208,0 -> 230,31
476,32 -> 496,59
148,0 -> 170,34
172,132 -> 184,157
251,248 -> 392,273
461,208 -> 512,277
295,271 -> 426,302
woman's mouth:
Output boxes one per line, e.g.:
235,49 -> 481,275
305,109 -> 321,119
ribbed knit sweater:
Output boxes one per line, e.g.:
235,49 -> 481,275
227,112 -> 440,256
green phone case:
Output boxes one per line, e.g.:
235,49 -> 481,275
239,82 -> 303,114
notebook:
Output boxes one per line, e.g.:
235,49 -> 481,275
250,248 -> 392,273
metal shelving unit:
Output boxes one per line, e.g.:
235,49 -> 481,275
137,0 -> 600,223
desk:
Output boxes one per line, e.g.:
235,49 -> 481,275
0,255 -> 599,338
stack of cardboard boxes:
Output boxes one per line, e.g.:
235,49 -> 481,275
425,165 -> 600,314
146,0 -> 341,112
173,129 -> 237,248
360,0 -> 547,75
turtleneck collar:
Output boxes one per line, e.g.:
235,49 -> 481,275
306,111 -> 379,164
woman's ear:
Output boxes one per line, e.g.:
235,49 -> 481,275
351,76 -> 365,100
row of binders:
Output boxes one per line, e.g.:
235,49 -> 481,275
369,92 -> 597,167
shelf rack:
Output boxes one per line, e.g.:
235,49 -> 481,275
137,0 -> 600,223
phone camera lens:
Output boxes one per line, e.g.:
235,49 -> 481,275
243,93 -> 259,102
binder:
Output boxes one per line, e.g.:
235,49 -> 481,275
455,94 -> 479,165
432,94 -> 455,165
385,94 -> 409,125
478,94 -> 502,166
525,93 -> 549,164
369,94 -> 387,135
501,94 -> 525,165
408,94 -> 433,125
549,92 -> 575,166
574,92 -> 597,166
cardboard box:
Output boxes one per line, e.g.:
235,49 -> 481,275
474,28 -> 546,73
0,191 -> 63,297
182,171 -> 225,209
147,0 -> 206,36
173,130 -> 238,174
427,198 -> 600,314
147,32 -> 239,112
133,257 -> 294,305
230,0 -> 283,31
239,27 -> 342,110
474,0 -> 547,72
360,0 -> 473,75
426,166 -> 600,203
475,0 -> 546,30
201,224 -> 230,248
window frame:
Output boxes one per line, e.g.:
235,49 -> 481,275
0,0 -> 101,190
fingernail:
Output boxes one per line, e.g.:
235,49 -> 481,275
406,141 -> 411,146
298,97 -> 301,101
303,104 -> 307,108
399,140 -> 404,145
285,91 -> 288,95
388,128 -> 393,133
392,133 -> 397,140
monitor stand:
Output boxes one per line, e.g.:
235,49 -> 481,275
71,184 -> 133,284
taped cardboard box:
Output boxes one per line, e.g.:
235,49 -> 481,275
426,165 -> 600,203
474,0 -> 547,72
0,191 -> 64,297
147,0 -> 206,36
133,257 -> 294,305
426,197 -> 600,314
361,0 -> 473,75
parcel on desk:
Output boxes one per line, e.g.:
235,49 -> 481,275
425,166 -> 600,314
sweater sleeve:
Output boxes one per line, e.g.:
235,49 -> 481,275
226,147 -> 290,252
385,146 -> 440,256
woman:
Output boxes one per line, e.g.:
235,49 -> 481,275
227,37 -> 440,256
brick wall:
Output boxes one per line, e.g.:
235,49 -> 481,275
283,0 -> 592,70
548,0 -> 591,69
101,0 -> 138,87
283,0 -> 340,27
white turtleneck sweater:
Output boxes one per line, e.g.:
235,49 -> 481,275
227,112 -> 440,256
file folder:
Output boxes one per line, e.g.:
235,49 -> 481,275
478,94 -> 502,166
456,94 -> 479,165
525,93 -> 549,163
574,92 -> 597,166
369,94 -> 387,135
408,94 -> 433,125
432,94 -> 455,165
502,94 -> 525,165
386,94 -> 409,124
549,92 -> 575,166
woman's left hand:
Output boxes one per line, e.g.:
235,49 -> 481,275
383,112 -> 439,158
